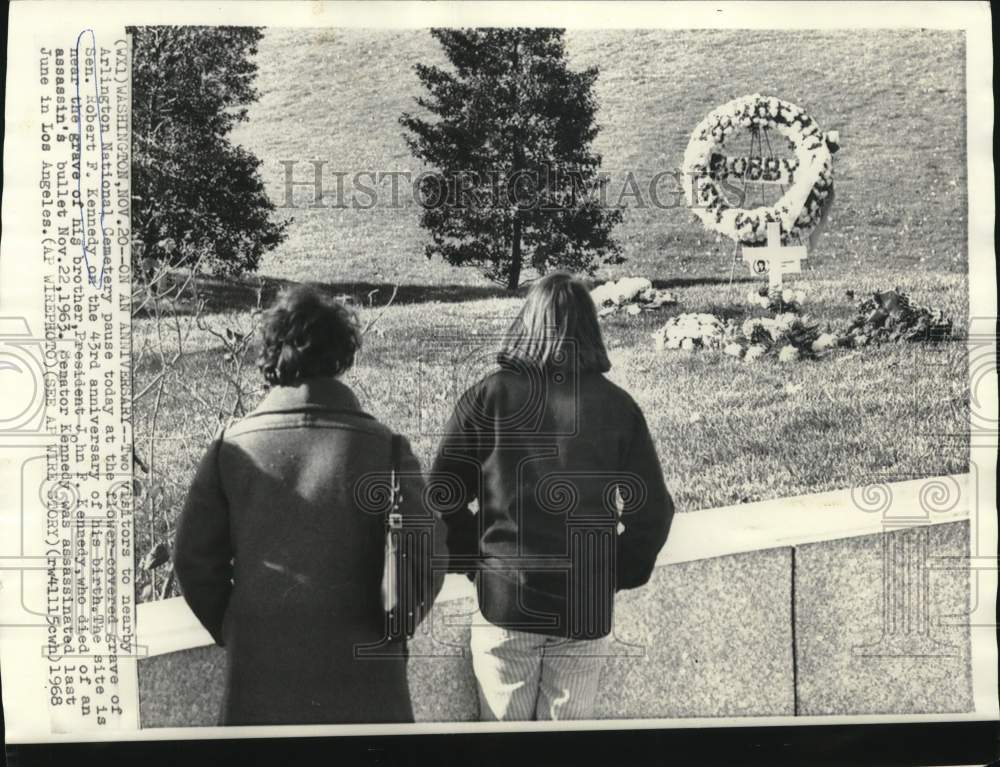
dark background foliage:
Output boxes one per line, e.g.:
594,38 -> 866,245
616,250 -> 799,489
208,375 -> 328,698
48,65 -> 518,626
130,26 -> 288,276
401,29 -> 624,290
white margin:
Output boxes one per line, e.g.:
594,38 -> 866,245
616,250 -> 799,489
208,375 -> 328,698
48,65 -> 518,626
1,0 -> 995,745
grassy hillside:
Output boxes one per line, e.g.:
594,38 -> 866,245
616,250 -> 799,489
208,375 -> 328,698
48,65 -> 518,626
230,28 -> 967,288
133,27 -> 971,603
132,265 -> 969,603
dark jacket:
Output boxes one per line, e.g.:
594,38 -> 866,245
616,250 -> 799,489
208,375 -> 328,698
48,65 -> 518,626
173,378 -> 444,726
430,363 -> 673,640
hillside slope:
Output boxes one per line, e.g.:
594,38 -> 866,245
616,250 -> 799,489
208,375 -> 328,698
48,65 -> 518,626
229,28 -> 967,287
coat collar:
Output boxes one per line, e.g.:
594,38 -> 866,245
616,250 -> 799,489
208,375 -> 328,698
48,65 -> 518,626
252,377 -> 372,418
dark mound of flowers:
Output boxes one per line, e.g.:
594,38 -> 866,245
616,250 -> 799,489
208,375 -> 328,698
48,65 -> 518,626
842,288 -> 953,347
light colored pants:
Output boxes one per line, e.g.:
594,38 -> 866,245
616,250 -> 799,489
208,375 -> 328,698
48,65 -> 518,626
469,614 -> 610,721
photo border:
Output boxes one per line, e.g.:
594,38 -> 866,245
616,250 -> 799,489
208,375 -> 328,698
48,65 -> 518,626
1,0 -> 996,759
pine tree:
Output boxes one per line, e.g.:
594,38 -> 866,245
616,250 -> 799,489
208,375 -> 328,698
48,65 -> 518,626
401,29 -> 623,291
130,26 -> 288,276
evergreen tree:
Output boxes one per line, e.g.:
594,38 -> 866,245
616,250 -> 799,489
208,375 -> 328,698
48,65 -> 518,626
401,29 -> 623,290
131,26 -> 287,275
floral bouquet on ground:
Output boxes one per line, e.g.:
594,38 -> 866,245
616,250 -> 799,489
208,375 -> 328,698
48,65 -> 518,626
650,284 -> 953,364
592,277 -> 677,317
652,313 -> 741,351
653,309 -> 835,363
736,313 -> 829,362
746,284 -> 809,314
842,288 -> 953,347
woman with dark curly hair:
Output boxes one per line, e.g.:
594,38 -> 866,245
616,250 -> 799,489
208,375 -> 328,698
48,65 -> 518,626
174,284 -> 444,725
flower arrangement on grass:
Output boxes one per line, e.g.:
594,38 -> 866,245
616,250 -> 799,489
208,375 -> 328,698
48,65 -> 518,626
738,313 -> 824,362
652,313 -> 735,351
681,94 -> 839,245
746,284 -> 808,313
842,288 -> 953,347
652,310 -> 822,362
652,286 -> 952,363
591,277 -> 677,317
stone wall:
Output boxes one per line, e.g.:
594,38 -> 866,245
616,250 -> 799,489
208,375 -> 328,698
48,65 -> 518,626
138,521 -> 972,727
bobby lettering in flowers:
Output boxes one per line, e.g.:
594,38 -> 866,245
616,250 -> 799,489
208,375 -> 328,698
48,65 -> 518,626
681,93 -> 839,246
595,94 -> 952,367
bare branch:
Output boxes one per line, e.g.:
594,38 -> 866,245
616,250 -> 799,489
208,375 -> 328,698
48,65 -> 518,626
361,284 -> 400,337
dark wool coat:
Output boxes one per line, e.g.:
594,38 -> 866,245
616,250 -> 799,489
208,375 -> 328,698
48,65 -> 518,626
173,378 -> 443,726
431,364 -> 674,640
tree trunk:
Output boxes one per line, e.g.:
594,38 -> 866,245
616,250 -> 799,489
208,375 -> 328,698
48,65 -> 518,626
508,215 -> 522,291
507,34 -> 524,293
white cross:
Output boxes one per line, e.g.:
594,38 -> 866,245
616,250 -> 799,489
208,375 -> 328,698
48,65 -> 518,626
742,223 -> 807,291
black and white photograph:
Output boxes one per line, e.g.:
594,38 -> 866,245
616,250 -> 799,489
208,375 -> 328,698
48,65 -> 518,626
127,16 -> 989,727
0,0 -> 996,751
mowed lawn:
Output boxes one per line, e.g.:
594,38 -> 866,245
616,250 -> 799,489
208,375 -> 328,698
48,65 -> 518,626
132,266 -> 970,579
131,27 -> 970,592
229,28 -> 967,284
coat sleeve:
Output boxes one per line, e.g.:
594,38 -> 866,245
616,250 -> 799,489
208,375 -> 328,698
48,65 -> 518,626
615,404 -> 674,591
396,435 -> 445,626
429,385 -> 486,576
173,437 -> 233,645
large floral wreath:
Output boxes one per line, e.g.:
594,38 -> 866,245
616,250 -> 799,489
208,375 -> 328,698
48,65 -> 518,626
682,94 -> 839,244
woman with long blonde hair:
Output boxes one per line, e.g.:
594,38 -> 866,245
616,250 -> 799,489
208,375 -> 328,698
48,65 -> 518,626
432,272 -> 674,721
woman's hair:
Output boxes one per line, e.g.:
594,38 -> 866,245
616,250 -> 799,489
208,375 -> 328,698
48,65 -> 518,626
258,284 -> 361,386
498,272 -> 611,373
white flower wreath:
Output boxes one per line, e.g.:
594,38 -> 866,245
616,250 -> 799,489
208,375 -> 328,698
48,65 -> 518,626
682,94 -> 839,244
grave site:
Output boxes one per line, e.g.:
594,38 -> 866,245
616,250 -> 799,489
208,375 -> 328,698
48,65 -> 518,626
131,28 -> 975,724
